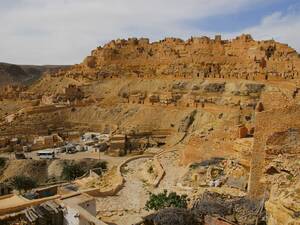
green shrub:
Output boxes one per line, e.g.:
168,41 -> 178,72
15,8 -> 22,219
62,164 -> 85,181
92,161 -> 108,175
145,190 -> 188,211
0,157 -> 6,169
93,161 -> 108,171
9,176 -> 37,193
286,174 -> 294,181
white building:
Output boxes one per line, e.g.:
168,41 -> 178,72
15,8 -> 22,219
61,193 -> 107,225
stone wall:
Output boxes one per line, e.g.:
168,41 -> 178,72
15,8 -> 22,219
248,104 -> 300,199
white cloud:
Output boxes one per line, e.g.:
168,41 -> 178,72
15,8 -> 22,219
0,0 -> 298,65
240,9 -> 300,52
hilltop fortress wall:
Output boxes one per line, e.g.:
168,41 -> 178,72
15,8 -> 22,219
58,34 -> 300,82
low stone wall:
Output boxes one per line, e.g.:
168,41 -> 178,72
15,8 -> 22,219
0,195 -> 60,216
85,154 -> 154,197
18,105 -> 67,115
152,156 -> 165,187
0,194 -> 14,201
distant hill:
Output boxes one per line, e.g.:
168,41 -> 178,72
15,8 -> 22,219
0,63 -> 70,86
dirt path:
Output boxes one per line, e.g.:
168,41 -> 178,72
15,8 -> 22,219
155,148 -> 188,194
96,158 -> 151,225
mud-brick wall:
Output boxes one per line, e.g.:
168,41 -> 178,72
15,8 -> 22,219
248,105 -> 300,199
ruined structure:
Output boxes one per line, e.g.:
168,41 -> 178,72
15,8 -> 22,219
58,34 -> 300,82
0,84 -> 26,99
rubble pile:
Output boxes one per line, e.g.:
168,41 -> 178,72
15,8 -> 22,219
182,158 -> 248,192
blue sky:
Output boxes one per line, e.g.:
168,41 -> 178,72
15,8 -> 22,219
189,0 -> 300,32
0,0 -> 299,65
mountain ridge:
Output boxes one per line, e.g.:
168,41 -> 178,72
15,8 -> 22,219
0,62 -> 70,86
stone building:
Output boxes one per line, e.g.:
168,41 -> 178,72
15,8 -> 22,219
0,194 -> 107,225
62,84 -> 84,102
128,92 -> 146,104
32,134 -> 64,150
179,93 -> 198,107
60,193 -> 106,225
237,124 -> 248,138
108,134 -> 126,156
41,94 -> 57,105
160,92 -> 173,105
148,93 -> 160,105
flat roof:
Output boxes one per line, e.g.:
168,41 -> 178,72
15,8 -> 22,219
0,194 -> 60,216
37,149 -> 55,153
111,140 -> 125,144
113,134 -> 125,137
60,193 -> 107,225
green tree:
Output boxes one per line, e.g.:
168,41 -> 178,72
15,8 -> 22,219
62,164 -> 85,181
93,161 -> 107,171
145,190 -> 188,211
92,161 -> 108,175
0,157 -> 6,169
9,176 -> 37,193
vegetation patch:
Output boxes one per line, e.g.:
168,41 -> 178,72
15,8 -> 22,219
62,163 -> 85,181
0,157 -> 7,169
8,175 -> 37,193
145,190 -> 189,211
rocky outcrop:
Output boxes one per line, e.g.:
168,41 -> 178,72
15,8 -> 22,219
178,110 -> 197,132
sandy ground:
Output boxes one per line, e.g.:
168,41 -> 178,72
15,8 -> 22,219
97,158 -> 151,225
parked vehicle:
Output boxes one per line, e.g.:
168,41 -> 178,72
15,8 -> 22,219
37,150 -> 56,159
65,143 -> 77,154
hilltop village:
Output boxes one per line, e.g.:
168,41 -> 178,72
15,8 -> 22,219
0,34 -> 299,225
